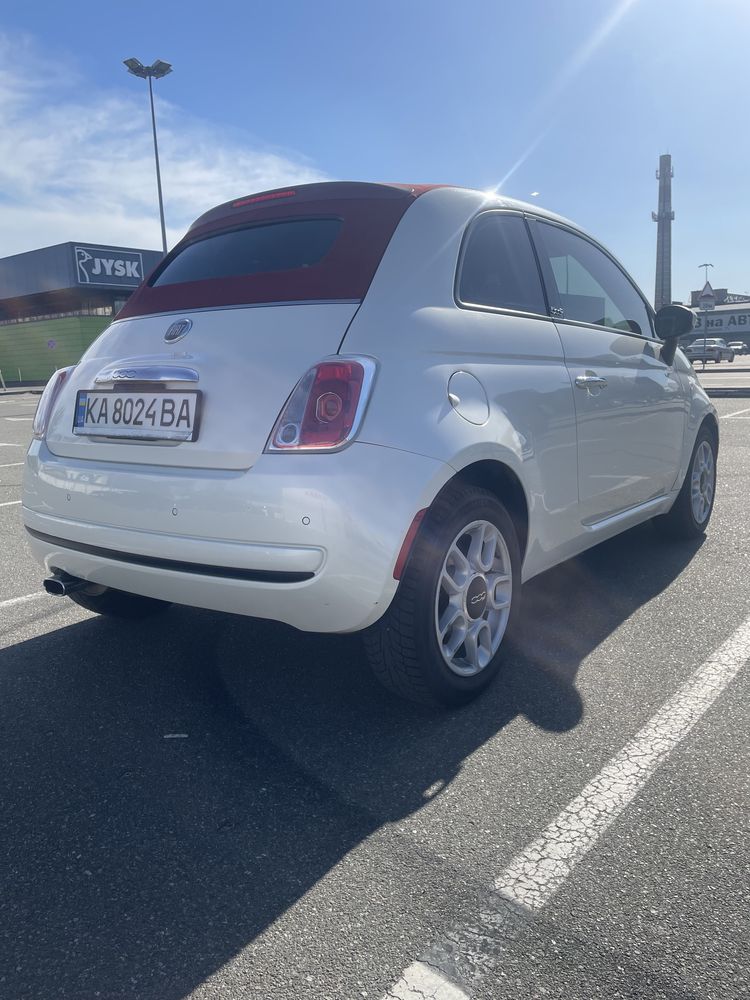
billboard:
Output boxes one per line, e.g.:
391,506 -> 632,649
694,311 -> 750,331
74,246 -> 146,287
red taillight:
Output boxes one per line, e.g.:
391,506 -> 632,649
267,357 -> 376,452
316,391 -> 343,423
32,367 -> 75,441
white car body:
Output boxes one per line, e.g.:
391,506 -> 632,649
24,183 -> 716,640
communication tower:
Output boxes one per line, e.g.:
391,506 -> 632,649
652,154 -> 674,311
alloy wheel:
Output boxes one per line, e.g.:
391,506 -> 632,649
434,519 -> 512,677
690,440 -> 715,525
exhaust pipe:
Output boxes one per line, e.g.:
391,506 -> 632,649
43,571 -> 88,597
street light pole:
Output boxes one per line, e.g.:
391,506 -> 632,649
146,73 -> 168,255
699,263 -> 714,285
123,58 -> 173,256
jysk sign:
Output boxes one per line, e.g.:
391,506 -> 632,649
74,246 -> 145,287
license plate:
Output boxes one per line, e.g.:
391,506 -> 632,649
73,390 -> 201,441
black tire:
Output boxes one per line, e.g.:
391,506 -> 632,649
364,482 -> 522,708
69,585 -> 171,620
653,424 -> 717,540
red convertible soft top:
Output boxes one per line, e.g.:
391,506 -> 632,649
117,182 -> 439,319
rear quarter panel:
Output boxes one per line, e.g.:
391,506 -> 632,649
341,189 -> 580,580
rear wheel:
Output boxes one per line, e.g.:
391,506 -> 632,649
365,483 -> 521,707
653,425 -> 717,539
69,585 -> 171,620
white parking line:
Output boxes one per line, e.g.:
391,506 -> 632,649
0,462 -> 23,468
0,500 -> 21,507
3,417 -> 33,421
721,406 -> 750,419
0,443 -> 22,447
0,592 -> 46,610
383,614 -> 750,999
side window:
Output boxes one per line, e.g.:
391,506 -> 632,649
458,213 -> 547,316
537,223 -> 653,337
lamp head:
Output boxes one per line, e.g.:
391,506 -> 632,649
123,57 -> 148,78
123,58 -> 173,79
150,60 -> 173,79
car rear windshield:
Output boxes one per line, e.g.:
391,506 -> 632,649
116,184 -> 421,319
150,219 -> 342,287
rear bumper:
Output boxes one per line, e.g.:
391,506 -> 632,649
22,441 -> 451,633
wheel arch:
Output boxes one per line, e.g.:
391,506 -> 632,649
700,411 -> 719,452
443,459 -> 530,562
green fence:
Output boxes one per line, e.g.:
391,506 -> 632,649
0,316 -> 110,383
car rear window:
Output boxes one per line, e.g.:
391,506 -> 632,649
117,183 -> 425,319
150,219 -> 342,287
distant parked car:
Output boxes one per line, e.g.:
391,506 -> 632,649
727,341 -> 747,356
684,338 -> 735,364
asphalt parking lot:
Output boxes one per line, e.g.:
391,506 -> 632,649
1,389 -> 749,1000
692,356 -> 750,396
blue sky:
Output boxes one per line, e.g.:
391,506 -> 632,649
1,0 -> 748,303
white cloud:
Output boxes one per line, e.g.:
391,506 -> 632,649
0,33 -> 327,256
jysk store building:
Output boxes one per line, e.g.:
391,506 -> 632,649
0,242 -> 161,383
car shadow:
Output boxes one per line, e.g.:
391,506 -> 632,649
1,523 -> 702,999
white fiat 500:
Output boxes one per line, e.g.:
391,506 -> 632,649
24,182 -> 717,706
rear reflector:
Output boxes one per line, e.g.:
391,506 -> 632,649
393,509 -> 428,580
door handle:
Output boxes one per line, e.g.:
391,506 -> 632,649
575,374 -> 608,390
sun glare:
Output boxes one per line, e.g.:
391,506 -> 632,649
491,0 -> 641,195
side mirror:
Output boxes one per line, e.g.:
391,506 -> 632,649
655,305 -> 696,365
